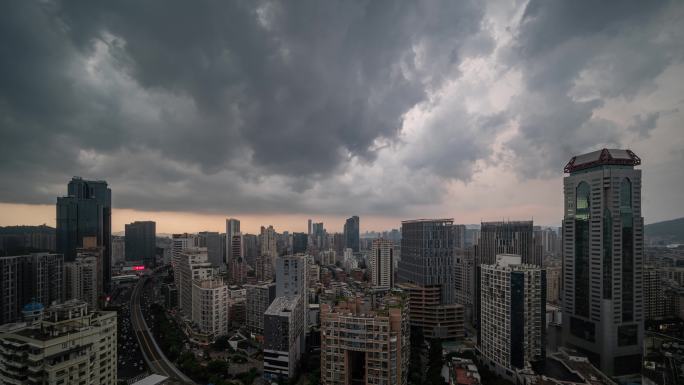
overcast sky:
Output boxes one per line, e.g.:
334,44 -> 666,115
1,0 -> 683,233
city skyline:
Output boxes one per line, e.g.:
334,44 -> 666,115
1,1 -> 683,232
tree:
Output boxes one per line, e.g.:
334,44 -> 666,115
213,335 -> 230,351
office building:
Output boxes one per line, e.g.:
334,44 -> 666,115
0,253 -> 64,325
479,221 -> 535,265
312,222 -> 325,249
125,221 -> 156,267
0,225 -> 56,255
56,177 -> 112,292
343,216 -> 360,253
320,294 -> 409,385
369,238 -> 394,289
192,278 -> 229,340
397,219 -> 463,339
479,254 -> 545,380
176,248 -> 214,316
0,300 -> 117,385
452,224 -> 466,250
263,295 -> 304,380
561,148 -> 644,376
245,282 -> 277,335
225,218 -> 240,264
198,231 -> 222,268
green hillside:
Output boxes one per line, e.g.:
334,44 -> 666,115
645,217 -> 684,244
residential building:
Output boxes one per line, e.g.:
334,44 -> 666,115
56,177 -> 112,292
263,295 -> 304,381
369,238 -> 394,289
225,218 -> 240,264
479,254 -> 545,380
64,254 -> 99,310
0,253 -> 64,324
546,266 -> 562,304
243,233 -> 258,267
245,282 -> 277,335
561,148 -> 644,376
111,236 -> 125,265
343,216 -> 360,253
455,247 -> 475,309
320,294 -> 409,385
0,300 -> 117,385
125,221 -> 156,267
397,219 -> 463,339
192,278 -> 229,339
643,266 -> 666,320
292,232 -> 308,254
176,248 -> 214,316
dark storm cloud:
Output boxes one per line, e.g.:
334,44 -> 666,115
0,0 -> 488,214
505,0 -> 682,177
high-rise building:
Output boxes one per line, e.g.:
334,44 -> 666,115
111,236 -> 125,265
125,221 -> 156,267
561,148 -> 644,376
262,254 -> 309,380
320,294 -> 409,385
308,219 -> 312,235
479,254 -> 545,380
343,216 -> 360,253
243,233 -> 259,267
454,247 -> 475,309
192,278 -> 229,340
0,300 -> 117,385
56,177 -> 112,292
452,224 -> 466,250
397,219 -> 463,339
176,248 -> 214,316
263,295 -> 305,381
474,220 -> 535,338
245,282 -> 277,335
292,232 -> 308,254
369,238 -> 394,289
0,253 -> 64,324
225,218 -> 240,264
230,234 -> 247,284
643,266 -> 666,320
198,231 -> 222,268
312,222 -> 325,249
479,221 -> 535,265
64,254 -> 99,310
546,266 -> 562,305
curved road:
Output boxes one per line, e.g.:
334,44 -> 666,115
131,276 -> 196,384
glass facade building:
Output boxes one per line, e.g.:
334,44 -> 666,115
561,149 -> 643,376
56,177 -> 112,293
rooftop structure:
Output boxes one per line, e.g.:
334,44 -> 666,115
563,148 -> 640,173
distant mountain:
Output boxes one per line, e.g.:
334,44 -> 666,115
645,217 -> 684,244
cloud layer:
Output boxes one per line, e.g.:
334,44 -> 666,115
0,0 -> 682,220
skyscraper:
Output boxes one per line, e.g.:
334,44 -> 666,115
370,238 -> 394,289
124,221 -> 156,267
0,253 -> 64,324
397,219 -> 463,339
478,221 -> 535,265
561,148 -> 643,376
225,218 -> 240,264
56,177 -> 111,292
474,220 -> 535,338
479,254 -> 545,380
292,232 -> 308,254
198,231 -> 222,267
343,215 -> 360,253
